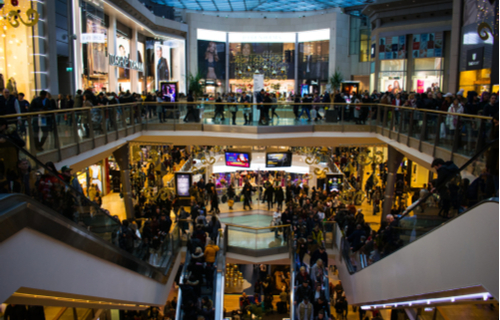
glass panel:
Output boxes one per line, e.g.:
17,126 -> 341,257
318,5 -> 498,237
422,112 -> 439,144
91,108 -> 105,137
414,57 -> 443,70
31,114 -> 58,154
455,116 -> 481,157
400,109 -> 412,136
105,107 -> 117,134
57,111 -> 77,147
380,59 -> 407,71
410,110 -> 424,140
437,113 -> 456,151
75,110 -> 92,142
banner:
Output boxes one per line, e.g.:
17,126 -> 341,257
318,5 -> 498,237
253,74 -> 264,91
412,32 -> 443,58
379,35 -> 406,60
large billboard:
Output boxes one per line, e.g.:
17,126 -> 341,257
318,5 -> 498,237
198,40 -> 226,81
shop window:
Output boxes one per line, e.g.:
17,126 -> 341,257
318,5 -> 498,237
459,69 -> 492,96
0,0 -> 36,99
359,29 -> 370,62
412,57 -> 444,93
379,60 -> 406,94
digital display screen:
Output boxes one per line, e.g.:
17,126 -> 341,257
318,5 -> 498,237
175,173 -> 192,197
266,153 -> 292,168
160,82 -> 177,102
225,152 -> 250,168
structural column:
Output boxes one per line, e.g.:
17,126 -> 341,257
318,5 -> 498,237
113,144 -> 134,219
108,15 -> 118,93
130,28 -> 138,93
382,146 -> 404,223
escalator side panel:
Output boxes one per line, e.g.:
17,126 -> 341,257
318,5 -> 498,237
335,201 -> 499,305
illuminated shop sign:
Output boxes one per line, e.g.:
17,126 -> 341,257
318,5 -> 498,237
81,33 -> 105,43
466,47 -> 484,70
108,54 -> 144,72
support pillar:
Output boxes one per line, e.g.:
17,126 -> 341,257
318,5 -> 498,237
382,146 -> 404,224
113,144 -> 134,219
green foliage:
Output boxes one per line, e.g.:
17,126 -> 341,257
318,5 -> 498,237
329,68 -> 344,91
188,72 -> 204,99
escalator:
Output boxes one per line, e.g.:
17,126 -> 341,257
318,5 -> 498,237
0,137 -> 182,307
175,227 -> 226,320
335,139 -> 499,308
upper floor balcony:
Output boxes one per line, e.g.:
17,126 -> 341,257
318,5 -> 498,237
1,101 -> 494,169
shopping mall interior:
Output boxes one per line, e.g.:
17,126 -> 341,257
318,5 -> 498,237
0,0 -> 499,319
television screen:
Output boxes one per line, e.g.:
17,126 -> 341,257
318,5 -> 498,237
266,152 -> 292,168
225,152 -> 250,168
326,174 -> 344,192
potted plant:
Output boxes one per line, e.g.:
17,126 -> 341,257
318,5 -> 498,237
187,71 -> 204,101
329,68 -> 344,92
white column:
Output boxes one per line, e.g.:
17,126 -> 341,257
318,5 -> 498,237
108,15 -> 117,93
72,0 -> 82,92
130,28 -> 138,93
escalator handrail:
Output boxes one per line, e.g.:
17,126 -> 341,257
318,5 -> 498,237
397,138 -> 499,221
175,246 -> 192,320
0,193 -> 170,282
214,228 -> 226,320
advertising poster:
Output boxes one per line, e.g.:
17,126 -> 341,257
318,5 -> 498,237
175,173 -> 192,197
266,153 -> 292,168
381,78 -> 403,94
116,36 -> 131,79
137,42 -> 145,78
198,40 -> 226,81
85,15 -> 107,76
160,82 -> 177,101
155,42 -> 171,90
417,79 -> 425,93
379,36 -> 406,60
225,152 -> 250,168
413,32 -> 443,58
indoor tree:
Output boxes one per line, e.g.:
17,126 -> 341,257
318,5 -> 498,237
329,68 -> 344,92
188,71 -> 204,100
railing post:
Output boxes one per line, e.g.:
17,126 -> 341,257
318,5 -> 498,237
113,105 -> 118,141
122,105 -> 128,136
130,105 -> 135,133
475,118 -> 486,154
382,106 -> 388,129
451,115 -> 462,158
419,112 -> 428,151
27,115 -> 37,154
407,111 -> 414,146
101,108 -> 108,145
71,111 -> 80,155
397,109 -> 404,142
52,113 -> 62,161
88,108 -> 95,148
433,114 -> 443,157
341,106 -> 345,132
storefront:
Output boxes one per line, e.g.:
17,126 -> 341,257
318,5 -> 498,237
76,0 -> 186,95
378,60 -> 406,94
197,29 -> 330,96
0,0 -> 46,100
76,160 -> 109,198
458,0 -> 497,96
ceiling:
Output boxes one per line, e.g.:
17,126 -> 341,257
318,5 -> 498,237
150,0 -> 372,12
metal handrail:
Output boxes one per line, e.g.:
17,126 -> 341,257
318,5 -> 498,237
224,223 -> 292,230
0,102 -> 493,120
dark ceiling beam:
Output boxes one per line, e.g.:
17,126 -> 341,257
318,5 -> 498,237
227,0 -> 234,11
211,0 -> 220,10
248,0 -> 266,11
194,0 -> 204,10
177,0 -> 188,9
242,0 -> 248,11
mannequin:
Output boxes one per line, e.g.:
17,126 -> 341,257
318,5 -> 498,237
89,165 -> 102,192
6,78 -> 17,94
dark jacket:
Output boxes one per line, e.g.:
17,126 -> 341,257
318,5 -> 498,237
310,249 -> 328,267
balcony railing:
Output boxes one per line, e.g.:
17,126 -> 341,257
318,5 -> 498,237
0,102 -> 493,166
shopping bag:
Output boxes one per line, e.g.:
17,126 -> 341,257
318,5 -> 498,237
228,199 -> 234,207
